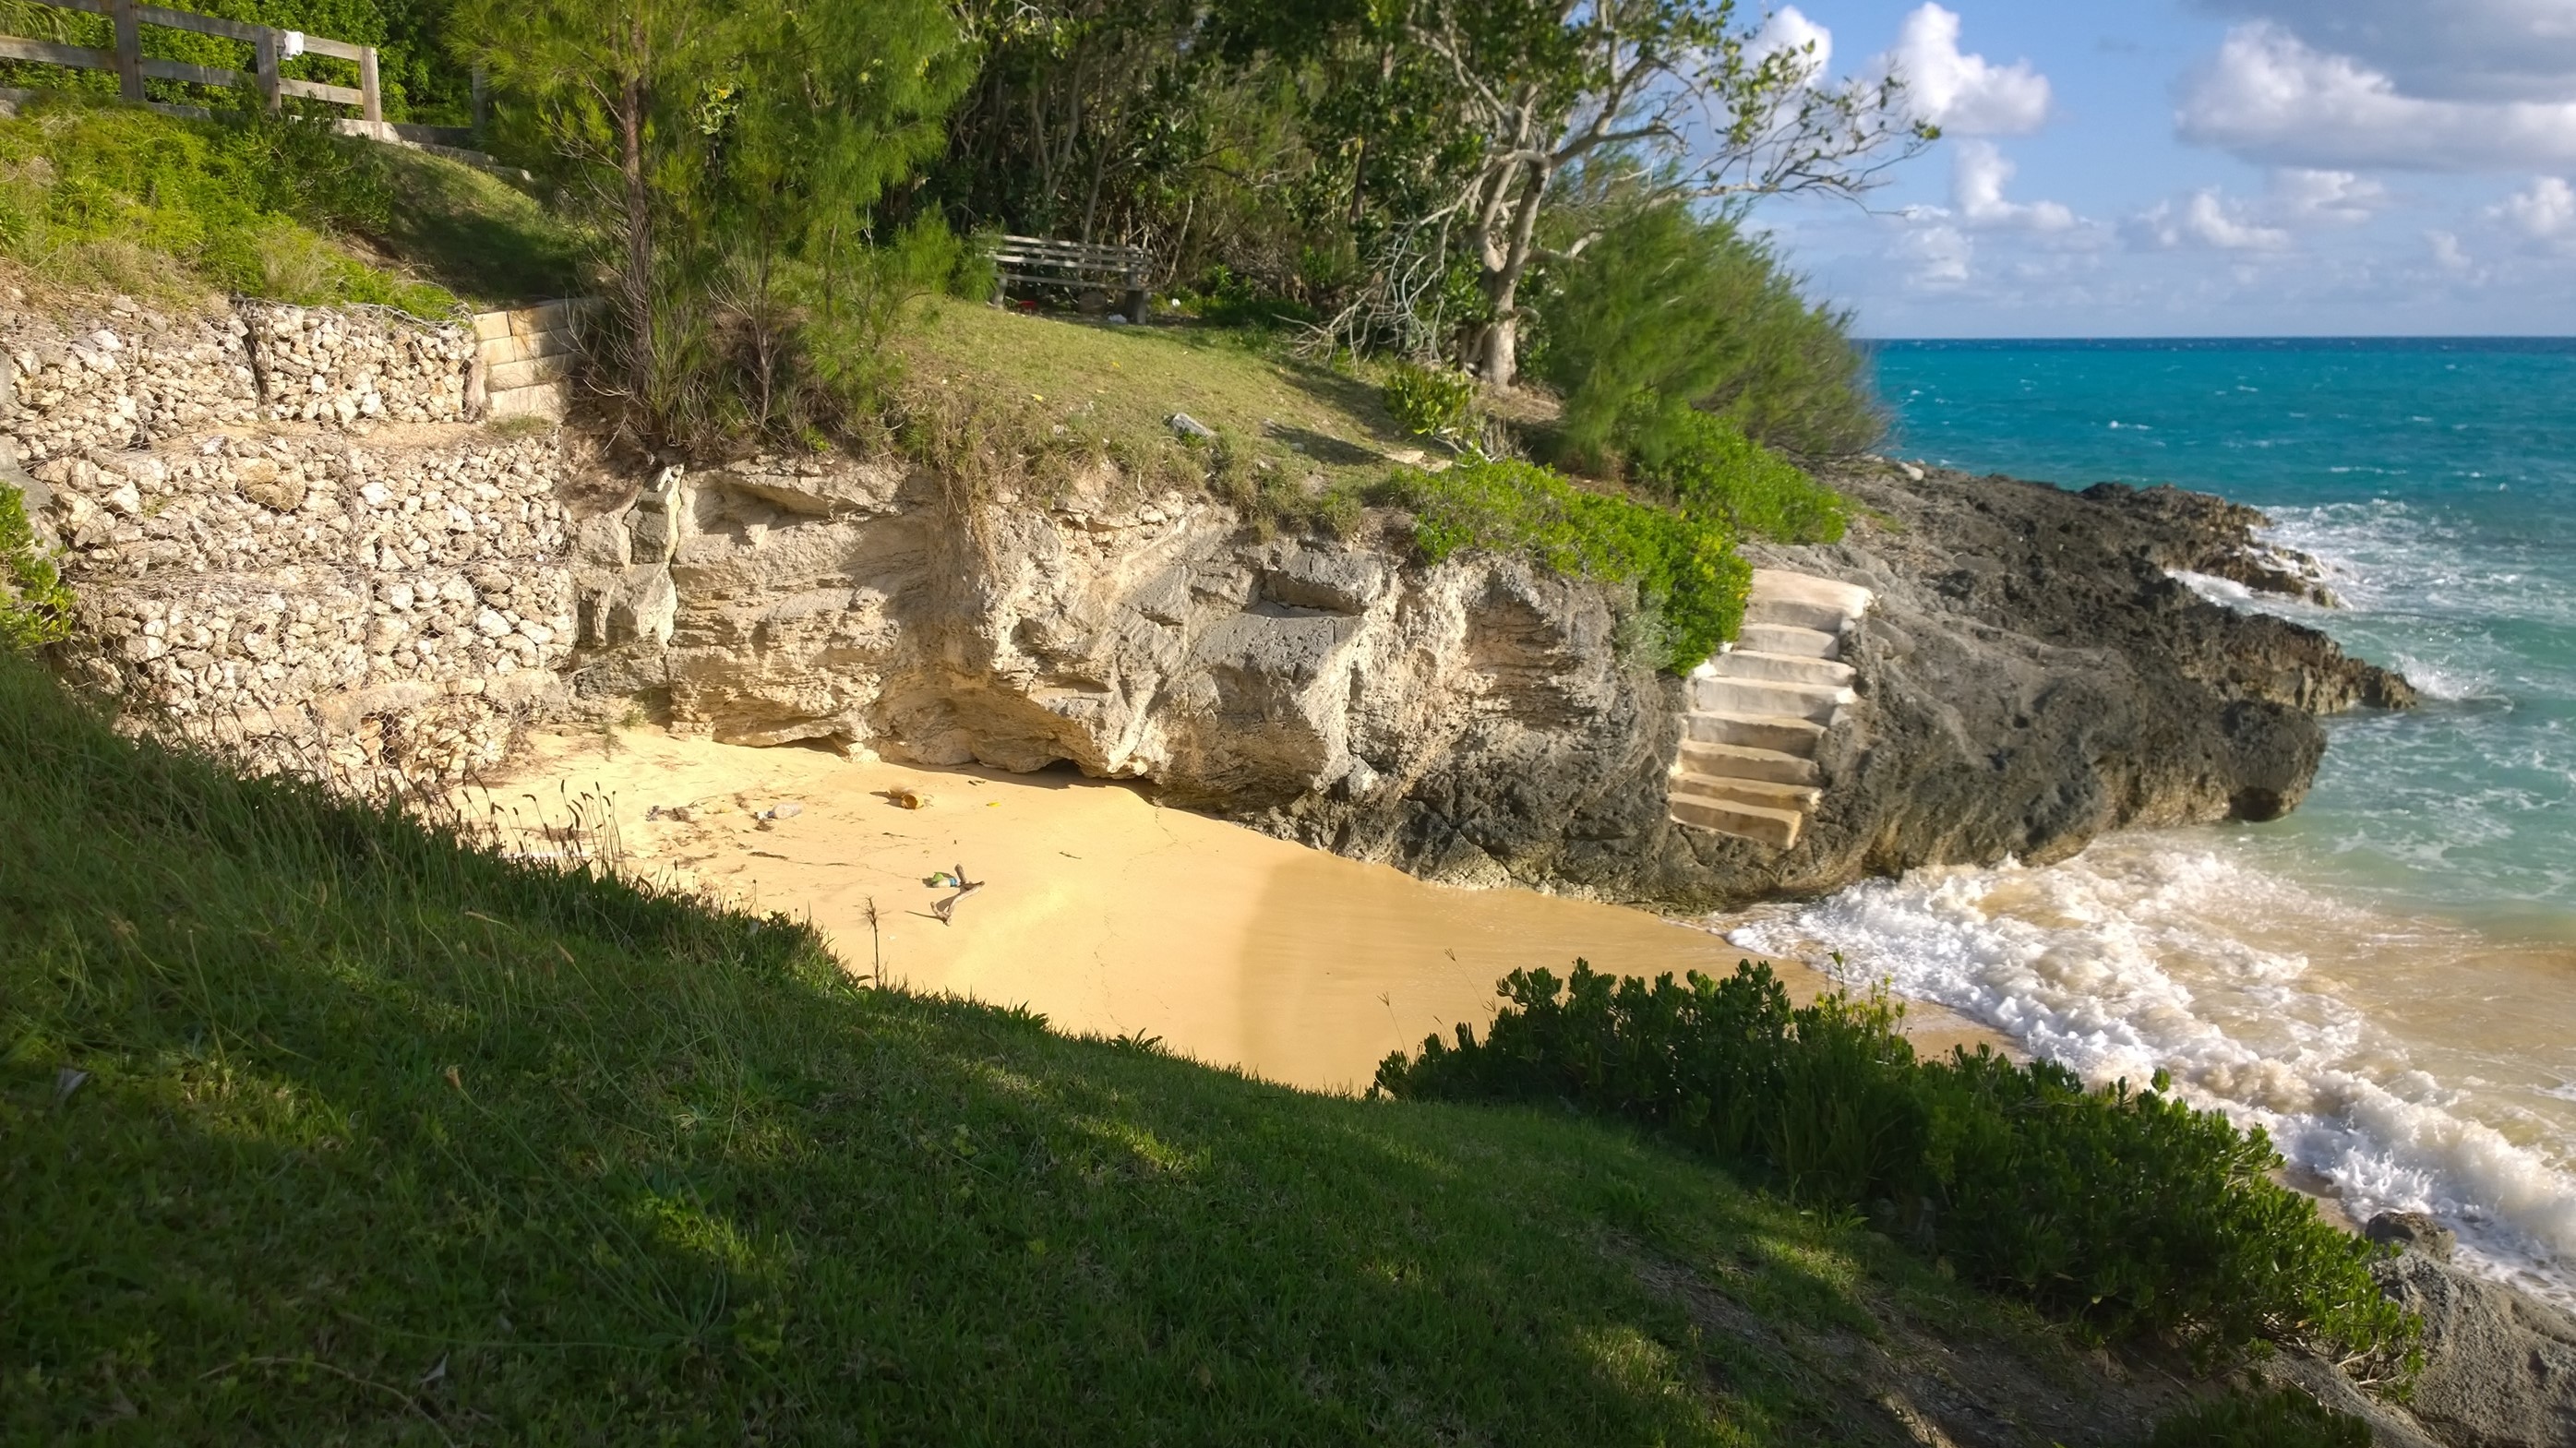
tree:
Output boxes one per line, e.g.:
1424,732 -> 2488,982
1281,0 -> 1931,388
455,0 -> 970,438
455,0 -> 722,423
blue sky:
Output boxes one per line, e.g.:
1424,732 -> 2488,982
1742,1 -> 2576,337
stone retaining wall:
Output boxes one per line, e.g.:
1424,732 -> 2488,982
40,427 -> 578,784
1,299 -> 477,462
1,304 -> 258,460
243,304 -> 478,426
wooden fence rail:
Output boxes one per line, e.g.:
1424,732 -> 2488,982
0,0 -> 380,119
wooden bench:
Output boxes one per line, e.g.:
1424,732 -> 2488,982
992,235 -> 1153,322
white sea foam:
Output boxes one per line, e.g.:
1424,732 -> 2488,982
1718,839 -> 2576,1309
2390,654 -> 2509,703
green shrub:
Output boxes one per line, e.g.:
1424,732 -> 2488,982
0,481 -> 72,652
2144,1388 -> 2370,1448
1372,459 -> 1748,671
1376,961 -> 2419,1368
1528,198 -> 1883,463
1381,360 -> 1478,443
0,96 -> 453,312
1634,407 -> 1847,544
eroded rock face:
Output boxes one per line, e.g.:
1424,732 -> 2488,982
569,459 -> 1675,891
564,454 -> 2409,908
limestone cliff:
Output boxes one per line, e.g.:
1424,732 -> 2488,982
560,452 -> 2411,909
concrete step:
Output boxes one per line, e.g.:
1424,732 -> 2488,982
1738,622 -> 1841,660
1676,739 -> 1819,786
1672,772 -> 1822,813
1751,568 -> 1874,618
1743,594 -> 1859,634
1713,650 -> 1855,688
1683,712 -> 1825,756
1689,676 -> 1852,724
1670,794 -> 1804,849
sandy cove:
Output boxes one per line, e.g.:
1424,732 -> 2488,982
471,724 -> 2001,1093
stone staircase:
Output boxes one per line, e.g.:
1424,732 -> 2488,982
1668,568 -> 1875,848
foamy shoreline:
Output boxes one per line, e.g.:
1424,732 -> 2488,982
1719,832 -> 2576,1312
477,724 -> 2001,1095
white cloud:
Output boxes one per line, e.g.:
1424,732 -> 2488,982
1749,6 -> 1833,85
1880,5 -> 2052,137
2266,168 -> 2391,226
2428,231 -> 2476,273
2489,177 -> 2576,245
2179,21 -> 2576,172
1897,219 -> 1973,289
2192,1 -> 2576,103
2129,190 -> 2294,253
1951,140 -> 2077,232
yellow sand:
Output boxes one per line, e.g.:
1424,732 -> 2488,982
478,725 -> 1996,1093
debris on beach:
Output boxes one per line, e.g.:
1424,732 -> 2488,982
928,864 -> 986,925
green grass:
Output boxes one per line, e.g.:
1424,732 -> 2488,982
2144,1388 -> 2369,1448
900,297 -> 1415,506
0,96 -> 579,314
375,144 -> 585,309
2,650 -> 2221,1442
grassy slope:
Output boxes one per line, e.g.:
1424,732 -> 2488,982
0,98 -> 579,314
904,297 -> 1416,491
368,144 -> 584,310
0,652 -> 2181,1443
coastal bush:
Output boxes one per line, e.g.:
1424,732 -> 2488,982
1381,360 -> 1479,445
1529,199 -> 1884,464
2143,1388 -> 2369,1447
1634,407 -> 1848,545
1375,961 -> 2420,1367
1372,459 -> 1750,671
0,481 -> 72,652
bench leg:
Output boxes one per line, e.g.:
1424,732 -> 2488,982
1123,287 -> 1150,324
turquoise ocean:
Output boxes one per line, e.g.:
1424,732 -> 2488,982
1718,340 -> 2576,1303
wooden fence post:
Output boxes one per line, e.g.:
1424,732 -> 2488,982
254,27 -> 280,112
359,46 -> 381,124
109,0 -> 143,101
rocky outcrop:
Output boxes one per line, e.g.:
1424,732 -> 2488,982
2261,1242 -> 2576,1448
547,453 -> 2410,910
564,456 -> 1670,901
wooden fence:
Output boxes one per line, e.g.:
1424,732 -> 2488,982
0,0 -> 383,120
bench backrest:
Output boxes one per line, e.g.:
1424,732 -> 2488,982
993,234 -> 1149,278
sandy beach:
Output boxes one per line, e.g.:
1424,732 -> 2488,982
475,724 -> 1998,1093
